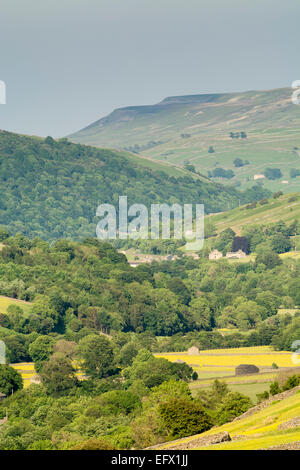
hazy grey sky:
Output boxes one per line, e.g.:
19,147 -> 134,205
0,0 -> 299,137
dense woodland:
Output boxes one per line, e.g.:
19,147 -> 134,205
0,232 -> 299,449
0,131 -> 270,241
0,233 -> 299,354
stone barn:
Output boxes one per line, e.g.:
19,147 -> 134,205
209,249 -> 223,260
188,346 -> 199,355
235,364 -> 259,376
226,250 -> 246,259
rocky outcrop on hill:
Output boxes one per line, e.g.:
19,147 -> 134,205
261,441 -> 300,450
278,417 -> 300,431
146,432 -> 231,450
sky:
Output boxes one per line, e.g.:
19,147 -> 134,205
0,0 -> 299,137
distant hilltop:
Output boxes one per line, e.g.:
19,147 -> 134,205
69,87 -> 300,194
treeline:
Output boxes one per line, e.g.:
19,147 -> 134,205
208,168 -> 235,179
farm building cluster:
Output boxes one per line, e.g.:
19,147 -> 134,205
209,249 -> 247,260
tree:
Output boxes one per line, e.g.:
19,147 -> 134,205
232,236 -> 250,254
123,350 -> 182,389
273,191 -> 283,199
290,168 -> 300,178
212,168 -> 234,179
287,220 -> 299,236
212,379 -> 229,400
216,392 -> 252,424
235,300 -> 264,330
0,229 -> 9,242
269,381 -> 281,395
119,342 -> 139,367
189,297 -> 213,330
184,163 -> 196,173
282,374 -> 300,391
29,336 -> 55,373
0,314 -> 11,328
215,228 -> 236,254
256,391 -> 269,404
159,397 -> 213,438
255,291 -> 280,317
77,334 -> 115,378
41,353 -> 78,396
2,335 -> 28,363
270,233 -> 292,254
53,339 -> 77,359
6,305 -> 25,333
255,250 -> 282,270
264,168 -> 282,180
217,305 -> 239,329
260,198 -> 268,205
148,380 -> 191,406
166,278 -> 191,305
197,379 -> 229,410
44,136 -> 55,146
271,317 -> 300,351
170,362 -> 194,382
0,365 -> 23,395
233,158 -> 244,167
99,390 -> 141,415
29,296 -> 58,333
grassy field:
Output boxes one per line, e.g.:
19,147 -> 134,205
206,192 -> 300,236
155,346 -> 295,369
0,296 -> 32,317
191,380 -> 273,402
10,363 -> 36,388
225,382 -> 272,402
121,150 -> 206,180
70,88 -> 300,193
155,346 -> 297,396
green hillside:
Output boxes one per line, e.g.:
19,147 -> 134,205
0,130 -> 257,241
153,387 -> 300,450
69,88 -> 300,192
122,149 -> 208,180
207,192 -> 300,236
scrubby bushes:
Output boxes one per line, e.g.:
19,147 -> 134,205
159,397 -> 213,438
